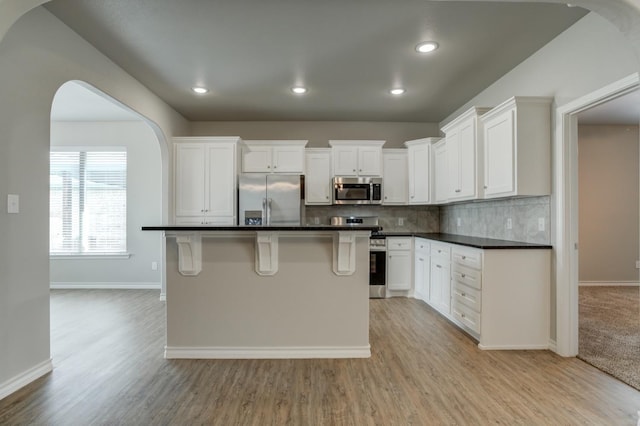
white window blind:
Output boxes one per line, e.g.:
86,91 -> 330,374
50,150 -> 127,255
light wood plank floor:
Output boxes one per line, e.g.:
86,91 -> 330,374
1,290 -> 639,425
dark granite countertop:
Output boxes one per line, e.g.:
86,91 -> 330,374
142,225 -> 382,232
372,232 -> 552,249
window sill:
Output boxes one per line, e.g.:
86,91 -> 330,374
50,253 -> 132,260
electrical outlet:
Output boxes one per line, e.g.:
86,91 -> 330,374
538,218 -> 545,232
506,218 -> 512,230
151,261 -> 158,271
7,194 -> 19,214
398,217 -> 404,226
313,217 -> 320,225
456,217 -> 461,227
636,260 -> 640,269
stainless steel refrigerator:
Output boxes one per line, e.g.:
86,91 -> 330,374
238,174 -> 304,226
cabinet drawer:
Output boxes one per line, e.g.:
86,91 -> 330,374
451,264 -> 482,290
453,281 -> 481,312
452,247 -> 482,270
452,300 -> 481,335
387,238 -> 412,250
414,238 -> 430,253
430,243 -> 451,259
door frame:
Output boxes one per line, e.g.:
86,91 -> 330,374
554,72 -> 640,356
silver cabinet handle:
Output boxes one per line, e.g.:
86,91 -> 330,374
419,258 -> 424,261
436,264 -> 442,269
461,273 -> 466,278
455,189 -> 461,193
462,255 -> 466,260
461,292 -> 466,297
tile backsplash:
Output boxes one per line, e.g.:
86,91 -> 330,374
439,196 -> 550,244
306,196 -> 550,244
305,205 -> 439,233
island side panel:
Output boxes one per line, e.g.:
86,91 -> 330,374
164,233 -> 370,358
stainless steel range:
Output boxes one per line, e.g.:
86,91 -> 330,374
331,216 -> 386,298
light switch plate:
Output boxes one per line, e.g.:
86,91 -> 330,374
7,194 -> 19,214
506,218 -> 512,230
538,218 -> 545,232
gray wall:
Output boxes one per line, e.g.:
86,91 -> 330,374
49,121 -> 163,288
578,124 -> 639,283
191,121 -> 440,148
0,7 -> 187,392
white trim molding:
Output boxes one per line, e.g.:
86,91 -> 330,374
554,72 -> 640,357
579,281 -> 640,287
50,282 -> 161,290
0,359 -> 52,401
478,343 -> 549,351
164,345 -> 371,359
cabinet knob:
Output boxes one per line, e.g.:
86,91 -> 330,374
462,255 -> 466,260
359,169 -> 362,172
484,185 -> 488,189
384,196 -> 388,199
436,264 -> 441,269
419,258 -> 424,261
411,195 -> 415,199
461,273 -> 466,278
274,165 -> 277,169
461,313 -> 466,318
455,189 -> 461,193
267,165 -> 271,169
353,169 -> 356,172
461,292 -> 466,297
326,196 -> 329,199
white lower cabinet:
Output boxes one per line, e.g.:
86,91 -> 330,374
429,243 -> 451,315
387,237 -> 412,291
416,239 -> 551,350
413,238 -> 430,302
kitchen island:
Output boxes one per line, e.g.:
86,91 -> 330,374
142,226 -> 379,359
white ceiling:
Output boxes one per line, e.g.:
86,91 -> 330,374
45,0 -> 588,122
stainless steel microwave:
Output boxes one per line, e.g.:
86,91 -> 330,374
332,177 -> 382,205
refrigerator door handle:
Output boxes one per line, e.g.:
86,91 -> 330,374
262,198 -> 267,226
266,198 -> 272,226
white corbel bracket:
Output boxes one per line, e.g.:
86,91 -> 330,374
333,231 -> 357,276
256,231 -> 279,276
175,233 -> 202,276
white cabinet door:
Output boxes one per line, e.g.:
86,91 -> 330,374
446,118 -> 477,201
407,143 -> 430,204
333,146 -> 359,176
382,150 -> 408,205
175,144 -> 206,217
305,150 -> 332,205
206,143 -> 235,217
358,146 -> 382,176
242,145 -> 272,173
414,238 -> 430,302
272,146 -> 304,173
387,250 -> 412,291
433,140 -> 448,204
430,257 -> 451,314
483,110 -> 515,197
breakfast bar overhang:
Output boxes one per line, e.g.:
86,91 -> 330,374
142,226 -> 379,359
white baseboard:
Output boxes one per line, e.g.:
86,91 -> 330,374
159,292 -> 166,301
0,359 -> 52,401
478,343 -> 549,350
579,281 -> 640,287
164,345 -> 371,359
50,282 -> 161,290
548,339 -> 558,353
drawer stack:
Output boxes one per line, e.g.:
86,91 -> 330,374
451,246 -> 483,337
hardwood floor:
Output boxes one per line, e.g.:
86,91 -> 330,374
1,290 -> 639,425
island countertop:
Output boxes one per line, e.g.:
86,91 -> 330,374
142,225 -> 382,232
371,232 -> 552,249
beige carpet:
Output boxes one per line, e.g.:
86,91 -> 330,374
578,286 -> 640,390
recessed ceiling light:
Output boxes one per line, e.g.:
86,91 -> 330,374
390,88 -> 406,96
415,41 -> 439,53
192,87 -> 209,94
291,86 -> 307,94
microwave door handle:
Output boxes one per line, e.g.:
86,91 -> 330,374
262,198 -> 267,225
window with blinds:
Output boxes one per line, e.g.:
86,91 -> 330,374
50,150 -> 127,255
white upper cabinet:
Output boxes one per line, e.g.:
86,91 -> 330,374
305,149 -> 332,205
481,97 -> 551,199
242,140 -> 307,173
329,140 -> 385,177
432,139 -> 449,204
174,137 -> 241,225
404,137 -> 439,205
441,107 -> 490,202
382,149 -> 408,205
